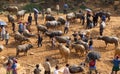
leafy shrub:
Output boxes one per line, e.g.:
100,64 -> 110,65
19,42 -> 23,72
23,3 -> 42,12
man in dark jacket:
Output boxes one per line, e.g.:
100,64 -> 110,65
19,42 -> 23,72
28,13 -> 32,25
93,12 -> 98,27
34,64 -> 41,74
12,22 -> 15,33
34,9 -> 38,25
72,31 -> 78,42
99,22 -> 105,36
37,34 -> 43,47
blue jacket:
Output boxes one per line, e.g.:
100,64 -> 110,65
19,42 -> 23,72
64,4 -> 68,9
113,59 -> 120,67
102,15 -> 106,21
19,24 -> 24,32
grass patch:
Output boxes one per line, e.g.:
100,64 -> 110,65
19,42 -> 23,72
80,5 -> 87,10
23,3 -> 42,12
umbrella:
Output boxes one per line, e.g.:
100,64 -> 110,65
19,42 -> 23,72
33,8 -> 39,13
0,19 -> 7,26
85,8 -> 92,12
86,51 -> 101,61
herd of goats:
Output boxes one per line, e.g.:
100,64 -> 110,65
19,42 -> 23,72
0,5 -> 120,73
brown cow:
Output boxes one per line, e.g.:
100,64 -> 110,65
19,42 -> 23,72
3,6 -> 18,14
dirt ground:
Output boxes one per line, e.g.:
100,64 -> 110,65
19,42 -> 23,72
0,12 -> 120,74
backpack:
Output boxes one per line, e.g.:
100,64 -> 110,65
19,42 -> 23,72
89,60 -> 95,66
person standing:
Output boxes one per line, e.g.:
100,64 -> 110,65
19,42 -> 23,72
89,38 -> 93,50
41,9 -> 45,19
79,10 -> 85,25
86,11 -> 92,29
5,31 -> 10,45
34,8 -> 39,25
56,4 -> 60,15
63,3 -> 68,14
34,64 -> 41,74
99,21 -> 105,36
28,13 -> 32,25
81,13 -> 85,25
51,37 -> 56,48
43,59 -> 51,74
72,31 -> 78,42
111,56 -> 120,74
26,22 -> 31,32
1,26 -> 6,41
93,12 -> 98,27
89,59 -> 97,74
37,33 -> 43,47
11,58 -> 17,74
63,64 -> 71,74
12,22 -> 15,33
18,22 -> 24,34
53,65 -> 59,74
64,21 -> 70,34
6,59 -> 13,74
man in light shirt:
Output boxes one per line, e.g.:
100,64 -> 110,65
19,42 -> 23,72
63,64 -> 71,74
1,26 -> 6,41
54,65 -> 59,74
56,4 -> 60,15
5,31 -> 9,45
43,59 -> 51,74
64,21 -> 70,34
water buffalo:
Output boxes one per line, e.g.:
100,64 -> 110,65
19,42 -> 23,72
55,36 -> 70,43
16,44 -> 33,57
46,21 -> 61,29
45,14 -> 55,22
97,36 -> 119,48
14,32 -> 31,43
7,14 -> 15,23
45,30 -> 63,38
37,24 -> 48,33
16,10 -> 26,20
3,6 -> 18,14
71,43 -> 86,56
57,17 -> 66,25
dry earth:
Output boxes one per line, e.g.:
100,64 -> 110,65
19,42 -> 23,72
0,12 -> 120,74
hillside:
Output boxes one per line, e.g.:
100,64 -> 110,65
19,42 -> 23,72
0,1 -> 120,74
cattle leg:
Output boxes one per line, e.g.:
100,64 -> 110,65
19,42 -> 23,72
24,51 -> 27,56
105,42 -> 108,48
16,51 -> 19,57
115,43 -> 118,49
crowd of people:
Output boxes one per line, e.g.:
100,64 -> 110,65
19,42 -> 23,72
6,57 -> 17,74
34,58 -> 71,74
0,2 -> 120,74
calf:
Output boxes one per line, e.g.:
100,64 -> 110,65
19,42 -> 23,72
16,44 -> 33,57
